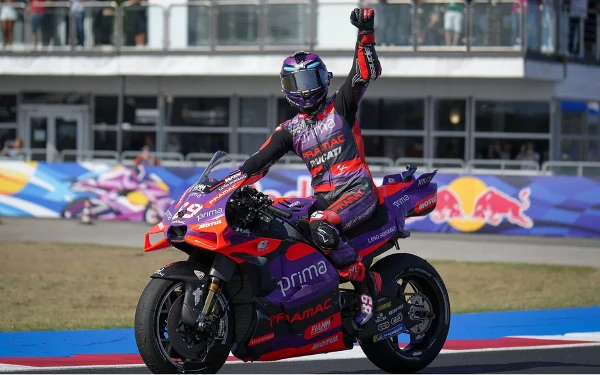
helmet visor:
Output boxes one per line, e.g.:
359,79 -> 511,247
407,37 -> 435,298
281,69 -> 329,92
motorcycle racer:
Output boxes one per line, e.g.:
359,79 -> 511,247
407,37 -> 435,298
237,8 -> 383,326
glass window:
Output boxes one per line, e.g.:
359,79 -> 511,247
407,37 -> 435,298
587,140 -> 599,162
94,96 -> 118,125
0,128 -> 17,149
560,139 -> 585,161
166,132 -> 229,154
0,95 -> 17,123
93,130 -> 117,151
475,101 -> 550,133
560,101 -> 587,135
474,138 -> 549,164
277,98 -> 297,124
168,97 -> 229,127
216,4 -> 259,45
22,92 -> 89,105
123,131 -> 156,152
124,96 -> 158,126
359,99 -> 425,130
363,136 -> 424,159
239,133 -> 267,155
434,99 -> 466,131
434,137 -> 465,159
240,98 -> 268,128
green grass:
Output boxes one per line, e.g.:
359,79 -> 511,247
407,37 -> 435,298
1,241 -> 599,332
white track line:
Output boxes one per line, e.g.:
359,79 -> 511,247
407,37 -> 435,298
2,343 -> 600,373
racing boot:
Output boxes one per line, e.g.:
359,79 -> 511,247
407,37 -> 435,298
338,255 -> 383,326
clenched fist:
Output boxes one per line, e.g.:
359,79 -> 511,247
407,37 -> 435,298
350,8 -> 375,34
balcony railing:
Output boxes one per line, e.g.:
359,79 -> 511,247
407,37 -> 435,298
0,0 -> 596,61
4,148 -> 600,177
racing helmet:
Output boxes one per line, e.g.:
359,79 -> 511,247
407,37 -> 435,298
280,51 -> 332,114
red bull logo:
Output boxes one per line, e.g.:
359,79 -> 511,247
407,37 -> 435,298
416,176 -> 533,231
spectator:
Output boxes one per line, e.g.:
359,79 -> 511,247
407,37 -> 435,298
126,0 -> 146,47
416,0 -> 442,45
71,0 -> 84,46
30,0 -> 46,47
444,2 -> 464,46
92,0 -> 115,46
134,145 -> 160,168
512,0 -> 542,49
516,142 -> 540,169
2,137 -> 24,159
166,135 -> 181,153
1,0 -> 17,48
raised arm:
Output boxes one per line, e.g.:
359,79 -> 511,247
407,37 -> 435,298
238,123 -> 294,184
335,8 -> 382,125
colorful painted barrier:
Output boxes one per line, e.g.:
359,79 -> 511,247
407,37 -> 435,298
1,161 -> 599,237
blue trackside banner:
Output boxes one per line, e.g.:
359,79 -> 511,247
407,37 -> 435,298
0,162 -> 599,237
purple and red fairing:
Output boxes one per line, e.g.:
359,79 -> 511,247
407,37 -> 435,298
143,152 -> 438,362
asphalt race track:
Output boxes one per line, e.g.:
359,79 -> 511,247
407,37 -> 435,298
9,346 -> 600,374
1,217 -> 600,267
2,217 -> 600,374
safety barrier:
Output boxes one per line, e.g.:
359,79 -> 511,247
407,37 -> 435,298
4,148 -> 600,177
0,0 -> 597,61
0,160 -> 598,238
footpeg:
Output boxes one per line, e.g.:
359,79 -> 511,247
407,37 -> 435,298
399,230 -> 411,238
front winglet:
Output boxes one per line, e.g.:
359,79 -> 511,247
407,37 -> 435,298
143,222 -> 171,252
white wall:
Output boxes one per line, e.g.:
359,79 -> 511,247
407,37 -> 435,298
0,75 -> 556,101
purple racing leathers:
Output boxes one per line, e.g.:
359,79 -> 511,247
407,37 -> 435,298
239,11 -> 382,277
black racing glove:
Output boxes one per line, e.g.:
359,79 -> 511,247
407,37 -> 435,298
350,8 -> 376,45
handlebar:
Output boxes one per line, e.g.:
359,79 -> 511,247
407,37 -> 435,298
267,204 -> 293,219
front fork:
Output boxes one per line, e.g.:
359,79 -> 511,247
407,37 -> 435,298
181,253 -> 237,330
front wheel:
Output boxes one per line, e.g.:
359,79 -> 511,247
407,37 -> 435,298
361,253 -> 451,373
134,278 -> 233,374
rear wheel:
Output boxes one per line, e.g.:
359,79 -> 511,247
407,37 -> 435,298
361,253 -> 450,373
134,278 -> 233,374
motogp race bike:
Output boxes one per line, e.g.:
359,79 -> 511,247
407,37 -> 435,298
135,151 -> 450,374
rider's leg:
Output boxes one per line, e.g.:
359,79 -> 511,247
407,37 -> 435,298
309,189 -> 382,326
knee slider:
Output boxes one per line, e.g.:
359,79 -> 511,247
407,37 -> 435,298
309,211 -> 340,251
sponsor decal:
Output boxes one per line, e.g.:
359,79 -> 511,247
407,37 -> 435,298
311,211 -> 324,219
367,225 -> 396,244
299,117 -> 336,144
414,194 -> 437,214
311,334 -> 339,351
373,324 -> 405,342
363,46 -> 377,83
198,219 -> 223,229
208,184 -> 238,206
248,332 -> 275,347
269,298 -> 332,327
278,260 -> 328,297
171,220 -> 185,225
196,208 -> 224,222
377,301 -> 392,312
335,164 -> 349,173
304,315 -> 339,339
189,192 -> 203,198
377,321 -> 390,331
302,135 -> 345,159
418,175 -> 433,186
164,210 -> 173,220
343,201 -> 376,229
158,222 -> 164,230
388,305 -> 403,316
154,267 -> 166,276
289,200 -> 302,207
375,313 -> 386,323
192,183 -> 209,192
257,240 -> 269,251
308,147 -> 342,168
224,172 -> 244,183
391,313 -> 403,325
193,287 -> 203,306
194,270 -> 205,280
393,195 -> 410,208
330,189 -> 365,213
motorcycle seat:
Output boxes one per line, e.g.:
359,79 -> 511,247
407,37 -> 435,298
343,204 -> 390,241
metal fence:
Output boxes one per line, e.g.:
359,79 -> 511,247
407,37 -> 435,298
0,0 -> 597,61
2,147 -> 600,177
